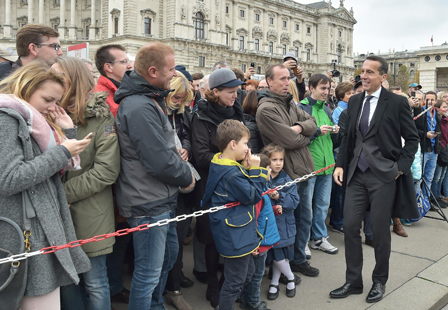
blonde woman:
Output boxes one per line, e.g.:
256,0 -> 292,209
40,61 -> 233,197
51,56 -> 120,310
0,61 -> 91,310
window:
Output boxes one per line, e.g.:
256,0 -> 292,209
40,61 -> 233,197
307,27 -> 311,34
240,10 -> 245,18
256,66 -> 261,74
114,18 -> 119,34
295,24 -> 299,31
283,21 -> 287,28
306,49 -> 310,61
254,39 -> 259,51
226,6 -> 229,14
195,12 -> 204,39
269,17 -> 274,25
398,63 -> 402,68
269,41 -> 273,53
239,36 -> 245,49
22,0 -> 28,4
85,25 -> 89,38
282,44 -> 287,55
338,30 -> 342,37
144,17 -> 151,35
410,62 -> 415,67
225,32 -> 229,45
241,64 -> 246,72
255,14 -> 260,21
199,56 -> 205,67
295,47 -> 299,58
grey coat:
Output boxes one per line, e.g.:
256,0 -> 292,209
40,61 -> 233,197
0,108 -> 91,297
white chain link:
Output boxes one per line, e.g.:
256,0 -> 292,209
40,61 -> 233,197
0,168 -> 322,265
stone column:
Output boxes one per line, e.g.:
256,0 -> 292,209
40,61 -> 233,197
28,0 -> 34,24
59,0 -> 66,39
3,0 -> 12,38
39,0 -> 44,24
68,0 -> 76,39
89,0 -> 96,40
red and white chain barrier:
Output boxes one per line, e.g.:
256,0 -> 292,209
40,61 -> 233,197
0,164 -> 335,266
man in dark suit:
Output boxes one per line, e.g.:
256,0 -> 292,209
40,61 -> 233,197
329,56 -> 419,303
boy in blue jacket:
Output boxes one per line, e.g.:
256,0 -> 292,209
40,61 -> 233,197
202,119 -> 268,310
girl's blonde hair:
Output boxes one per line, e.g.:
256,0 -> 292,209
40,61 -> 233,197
166,71 -> 193,114
0,60 -> 66,136
288,80 -> 300,103
52,56 -> 95,126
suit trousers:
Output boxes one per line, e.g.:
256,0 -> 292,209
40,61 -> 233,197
344,168 -> 395,287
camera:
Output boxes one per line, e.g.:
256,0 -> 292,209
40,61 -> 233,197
354,75 -> 361,83
250,62 -> 255,68
411,91 -> 416,97
331,69 -> 340,78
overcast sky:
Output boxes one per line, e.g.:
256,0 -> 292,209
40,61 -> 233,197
297,0 -> 448,55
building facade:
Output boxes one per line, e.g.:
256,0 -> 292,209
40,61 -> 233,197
0,0 -> 357,80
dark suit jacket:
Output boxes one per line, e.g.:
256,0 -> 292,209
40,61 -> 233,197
336,87 -> 420,219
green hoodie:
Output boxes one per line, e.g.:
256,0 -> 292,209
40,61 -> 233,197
300,96 -> 334,175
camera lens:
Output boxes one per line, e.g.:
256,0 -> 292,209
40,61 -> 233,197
331,69 -> 340,78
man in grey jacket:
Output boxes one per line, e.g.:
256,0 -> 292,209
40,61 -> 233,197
114,42 -> 194,310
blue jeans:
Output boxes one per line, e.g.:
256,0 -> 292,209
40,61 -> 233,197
293,178 -> 314,265
442,167 -> 448,197
431,164 -> 447,198
60,255 -> 110,310
240,252 -> 267,307
422,151 -> 438,200
310,174 -> 332,240
127,210 -> 179,310
329,179 -> 343,229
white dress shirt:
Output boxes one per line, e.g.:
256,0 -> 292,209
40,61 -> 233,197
358,87 -> 382,127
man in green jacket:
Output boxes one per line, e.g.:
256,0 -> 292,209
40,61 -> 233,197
298,73 -> 340,256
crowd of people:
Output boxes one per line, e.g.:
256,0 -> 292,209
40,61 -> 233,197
0,24 -> 447,310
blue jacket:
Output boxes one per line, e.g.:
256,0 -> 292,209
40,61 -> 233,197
257,195 -> 280,247
202,153 -> 268,258
267,171 -> 300,248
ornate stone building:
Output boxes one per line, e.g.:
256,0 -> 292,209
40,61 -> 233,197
0,0 -> 357,80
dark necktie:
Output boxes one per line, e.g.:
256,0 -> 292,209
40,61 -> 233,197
358,96 -> 373,172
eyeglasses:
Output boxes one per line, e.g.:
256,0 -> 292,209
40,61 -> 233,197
36,43 -> 61,51
258,86 -> 269,90
108,59 -> 131,65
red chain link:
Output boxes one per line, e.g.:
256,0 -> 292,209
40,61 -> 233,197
41,164 -> 335,255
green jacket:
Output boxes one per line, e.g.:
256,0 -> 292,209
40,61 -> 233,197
299,96 -> 335,175
63,93 -> 120,257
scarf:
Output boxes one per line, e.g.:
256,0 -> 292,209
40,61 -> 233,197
0,94 -> 80,173
198,99 -> 244,125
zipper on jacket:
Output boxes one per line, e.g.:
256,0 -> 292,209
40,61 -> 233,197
262,217 -> 268,240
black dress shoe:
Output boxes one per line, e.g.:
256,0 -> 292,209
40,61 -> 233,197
193,268 -> 208,284
365,239 -> 374,247
180,274 -> 194,288
329,283 -> 363,298
111,288 -> 130,304
366,283 -> 385,303
279,274 -> 301,285
267,285 -> 279,300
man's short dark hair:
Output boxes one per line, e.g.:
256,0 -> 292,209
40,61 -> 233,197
308,73 -> 330,90
425,91 -> 437,99
335,82 -> 353,101
265,64 -> 287,82
192,73 -> 204,81
216,119 -> 250,152
16,24 -> 60,57
365,55 -> 388,75
213,61 -> 230,71
95,44 -> 126,77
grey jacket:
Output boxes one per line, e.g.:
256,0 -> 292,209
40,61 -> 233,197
114,71 -> 192,218
0,108 -> 91,297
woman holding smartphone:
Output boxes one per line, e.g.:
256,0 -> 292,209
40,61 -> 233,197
0,61 -> 91,310
52,56 -> 120,310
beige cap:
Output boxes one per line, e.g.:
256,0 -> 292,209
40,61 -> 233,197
0,44 -> 18,62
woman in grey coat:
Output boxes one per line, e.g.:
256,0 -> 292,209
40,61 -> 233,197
0,62 -> 91,309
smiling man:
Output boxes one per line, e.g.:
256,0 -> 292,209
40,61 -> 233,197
256,64 -> 318,278
330,55 -> 419,303
298,73 -> 339,257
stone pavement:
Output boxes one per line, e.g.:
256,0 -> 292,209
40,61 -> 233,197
113,211 -> 448,310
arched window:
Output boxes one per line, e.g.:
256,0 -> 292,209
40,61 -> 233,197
195,12 -> 204,39
306,49 -> 311,61
114,18 -> 119,34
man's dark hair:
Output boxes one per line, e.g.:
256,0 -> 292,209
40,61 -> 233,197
425,90 -> 437,99
216,119 -> 250,152
95,44 -> 126,77
192,72 -> 204,81
231,67 -> 245,81
389,86 -> 401,92
365,55 -> 388,75
16,24 -> 60,57
265,64 -> 287,82
308,73 -> 330,90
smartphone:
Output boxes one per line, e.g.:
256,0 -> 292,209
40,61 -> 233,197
411,91 -> 416,97
250,62 -> 255,68
435,132 -> 441,135
84,132 -> 95,139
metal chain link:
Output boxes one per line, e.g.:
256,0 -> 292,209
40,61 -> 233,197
0,164 -> 335,265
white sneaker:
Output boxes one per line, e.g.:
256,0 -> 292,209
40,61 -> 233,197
305,242 -> 311,259
310,237 -> 338,254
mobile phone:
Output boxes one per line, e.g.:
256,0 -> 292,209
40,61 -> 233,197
435,132 -> 441,135
411,91 -> 416,97
84,132 -> 94,139
250,62 -> 255,68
